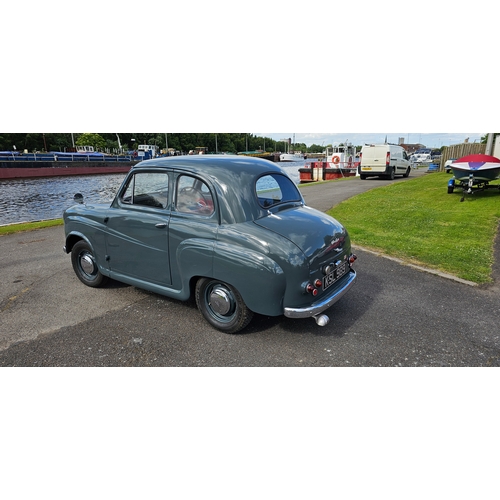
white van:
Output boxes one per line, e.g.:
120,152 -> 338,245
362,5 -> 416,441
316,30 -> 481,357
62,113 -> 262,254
359,144 -> 411,179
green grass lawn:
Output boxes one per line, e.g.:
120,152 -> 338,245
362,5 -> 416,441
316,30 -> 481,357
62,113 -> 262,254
328,173 -> 500,283
0,218 -> 63,236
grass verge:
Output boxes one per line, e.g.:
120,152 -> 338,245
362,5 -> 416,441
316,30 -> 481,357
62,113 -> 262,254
0,219 -> 63,236
328,173 -> 500,284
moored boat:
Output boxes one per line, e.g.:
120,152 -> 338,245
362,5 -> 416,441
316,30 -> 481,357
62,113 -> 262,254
0,150 -> 138,179
299,143 -> 359,183
278,134 -> 306,162
324,143 -> 358,172
280,152 -> 305,162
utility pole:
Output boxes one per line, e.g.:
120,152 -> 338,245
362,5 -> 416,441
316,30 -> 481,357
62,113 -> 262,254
485,133 -> 494,155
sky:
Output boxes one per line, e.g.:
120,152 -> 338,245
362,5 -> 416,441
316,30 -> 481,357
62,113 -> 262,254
253,133 -> 485,149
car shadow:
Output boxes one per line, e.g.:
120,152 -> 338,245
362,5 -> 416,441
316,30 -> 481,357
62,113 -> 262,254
102,278 -> 133,290
241,272 -> 380,337
108,269 -> 380,338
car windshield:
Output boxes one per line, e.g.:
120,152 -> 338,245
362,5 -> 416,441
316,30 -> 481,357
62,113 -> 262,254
255,173 -> 301,209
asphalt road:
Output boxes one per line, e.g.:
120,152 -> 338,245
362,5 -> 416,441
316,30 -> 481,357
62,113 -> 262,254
1,168 -> 499,366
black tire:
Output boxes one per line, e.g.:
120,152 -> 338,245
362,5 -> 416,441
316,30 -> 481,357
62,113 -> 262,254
403,167 -> 410,178
447,185 -> 454,194
388,168 -> 395,180
360,174 -> 367,180
195,278 -> 253,334
71,240 -> 108,287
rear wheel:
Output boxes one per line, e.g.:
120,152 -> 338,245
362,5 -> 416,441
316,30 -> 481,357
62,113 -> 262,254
195,278 -> 253,334
71,240 -> 108,287
388,168 -> 395,180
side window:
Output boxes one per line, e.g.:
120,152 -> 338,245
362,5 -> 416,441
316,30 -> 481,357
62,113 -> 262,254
256,174 -> 301,208
175,175 -> 214,215
121,172 -> 169,208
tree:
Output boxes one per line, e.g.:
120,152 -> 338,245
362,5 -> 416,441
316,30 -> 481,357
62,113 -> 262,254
75,133 -> 106,151
308,144 -> 325,154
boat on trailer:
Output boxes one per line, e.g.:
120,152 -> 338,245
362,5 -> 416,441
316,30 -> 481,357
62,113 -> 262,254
447,154 -> 500,200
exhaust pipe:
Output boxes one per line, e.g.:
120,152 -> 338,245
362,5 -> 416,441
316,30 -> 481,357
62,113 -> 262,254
313,314 -> 329,326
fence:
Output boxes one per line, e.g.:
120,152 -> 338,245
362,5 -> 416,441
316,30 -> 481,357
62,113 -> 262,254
438,143 -> 486,171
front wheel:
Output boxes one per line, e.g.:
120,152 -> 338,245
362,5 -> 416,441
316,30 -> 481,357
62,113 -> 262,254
71,240 -> 108,287
195,278 -> 253,333
403,167 -> 410,178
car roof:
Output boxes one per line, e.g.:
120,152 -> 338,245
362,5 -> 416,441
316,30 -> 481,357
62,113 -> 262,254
131,155 -> 298,224
133,154 -> 285,179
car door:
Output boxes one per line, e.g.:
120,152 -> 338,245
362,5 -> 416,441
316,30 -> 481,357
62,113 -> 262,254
167,173 -> 219,287
395,148 -> 405,173
105,171 -> 172,286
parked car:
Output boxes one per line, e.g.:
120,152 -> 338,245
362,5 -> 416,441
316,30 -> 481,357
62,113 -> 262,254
445,159 -> 457,173
63,155 -> 357,333
409,148 -> 433,165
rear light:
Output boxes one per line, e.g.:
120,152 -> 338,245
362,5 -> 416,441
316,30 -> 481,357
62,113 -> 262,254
306,283 -> 318,296
386,152 -> 390,167
349,254 -> 357,264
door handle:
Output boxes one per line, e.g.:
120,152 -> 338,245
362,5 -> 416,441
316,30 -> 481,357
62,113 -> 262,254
155,223 -> 167,228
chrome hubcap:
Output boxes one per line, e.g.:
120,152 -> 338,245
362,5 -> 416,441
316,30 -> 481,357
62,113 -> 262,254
209,286 -> 232,316
80,252 -> 96,276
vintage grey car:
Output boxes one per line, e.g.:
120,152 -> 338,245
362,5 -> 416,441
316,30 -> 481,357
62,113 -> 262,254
63,155 -> 357,333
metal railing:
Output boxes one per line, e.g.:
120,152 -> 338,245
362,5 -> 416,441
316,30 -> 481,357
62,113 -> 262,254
0,153 -> 134,162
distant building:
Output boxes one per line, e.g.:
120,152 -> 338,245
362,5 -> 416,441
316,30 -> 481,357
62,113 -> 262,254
400,143 -> 426,155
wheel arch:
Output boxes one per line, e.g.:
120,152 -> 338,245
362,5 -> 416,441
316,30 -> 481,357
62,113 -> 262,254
64,231 -> 89,254
212,243 -> 287,316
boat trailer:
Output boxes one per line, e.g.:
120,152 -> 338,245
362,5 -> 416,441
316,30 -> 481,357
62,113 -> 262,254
448,174 -> 500,202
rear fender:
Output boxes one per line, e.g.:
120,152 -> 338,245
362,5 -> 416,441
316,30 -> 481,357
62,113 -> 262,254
212,242 -> 286,316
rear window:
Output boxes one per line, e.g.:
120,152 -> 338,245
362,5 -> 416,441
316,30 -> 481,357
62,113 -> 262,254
256,174 -> 301,208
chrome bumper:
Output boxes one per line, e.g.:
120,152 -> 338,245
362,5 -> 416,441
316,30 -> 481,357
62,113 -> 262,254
283,270 -> 356,319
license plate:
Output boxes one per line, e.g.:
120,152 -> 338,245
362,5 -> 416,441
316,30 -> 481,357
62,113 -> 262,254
322,261 -> 348,290
362,167 -> 372,170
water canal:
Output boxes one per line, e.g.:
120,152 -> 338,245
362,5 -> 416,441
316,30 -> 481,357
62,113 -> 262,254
0,162 -> 304,225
